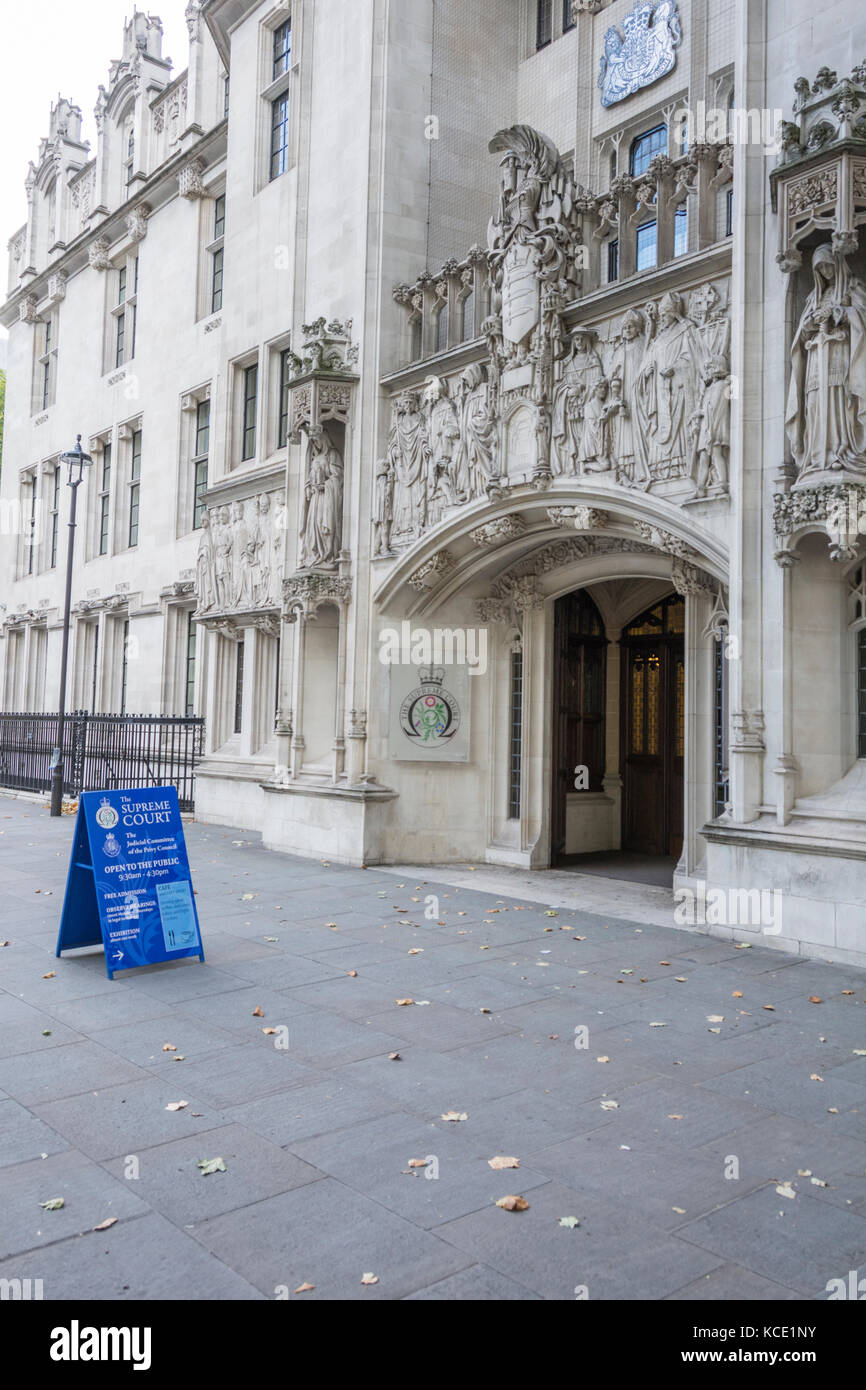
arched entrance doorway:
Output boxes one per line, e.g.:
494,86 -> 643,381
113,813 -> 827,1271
550,586 -> 685,873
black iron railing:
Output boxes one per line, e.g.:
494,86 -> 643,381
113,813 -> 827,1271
0,712 -> 205,811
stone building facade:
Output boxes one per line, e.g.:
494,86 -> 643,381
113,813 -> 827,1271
2,1 -> 866,965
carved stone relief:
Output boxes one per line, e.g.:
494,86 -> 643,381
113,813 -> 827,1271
195,491 -> 286,617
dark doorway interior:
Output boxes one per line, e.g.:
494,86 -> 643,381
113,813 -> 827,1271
621,593 -> 685,858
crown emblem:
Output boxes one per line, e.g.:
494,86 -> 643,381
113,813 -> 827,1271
419,666 -> 445,688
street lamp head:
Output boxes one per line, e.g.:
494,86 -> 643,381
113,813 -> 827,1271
59,434 -> 94,485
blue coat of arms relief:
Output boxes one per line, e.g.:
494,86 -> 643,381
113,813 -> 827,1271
598,1 -> 682,108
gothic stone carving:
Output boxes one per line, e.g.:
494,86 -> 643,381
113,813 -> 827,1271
89,236 -> 112,271
283,572 -> 352,621
547,506 -> 610,530
406,551 -> 456,592
18,294 -> 40,324
468,515 -> 527,547
298,426 -> 344,569
598,2 -> 681,109
785,246 -> 866,481
178,158 -> 206,199
671,558 -> 716,596
195,492 -> 286,617
774,480 -> 866,563
126,204 -> 150,242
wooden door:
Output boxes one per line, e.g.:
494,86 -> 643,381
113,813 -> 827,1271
621,596 -> 684,857
551,590 -> 607,861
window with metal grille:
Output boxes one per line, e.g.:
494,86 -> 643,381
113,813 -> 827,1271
242,364 -> 258,460
49,467 -> 60,569
234,639 -> 245,734
714,635 -> 730,815
636,220 -> 657,271
185,612 -> 197,716
859,629 -> 866,759
607,238 -> 619,283
278,348 -> 292,448
193,400 -> 209,529
128,430 -> 142,547
120,619 -> 130,714
630,124 -> 667,176
98,443 -> 111,555
536,0 -> 552,48
273,19 -> 291,79
271,93 -> 289,180
508,646 -> 523,819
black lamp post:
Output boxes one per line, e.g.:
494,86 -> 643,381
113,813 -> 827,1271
49,436 -> 93,818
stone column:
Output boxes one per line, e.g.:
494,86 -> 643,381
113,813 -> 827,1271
774,555 -> 800,824
602,629 -> 623,850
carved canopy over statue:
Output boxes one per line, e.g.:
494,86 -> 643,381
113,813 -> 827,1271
785,244 -> 866,479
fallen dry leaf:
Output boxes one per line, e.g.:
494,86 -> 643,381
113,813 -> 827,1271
165,1101 -> 188,1112
252,1006 -> 264,1017
360,1272 -> 379,1285
197,1157 -> 227,1175
407,948 -> 423,955
776,1182 -> 796,1199
668,1114 -> 683,1121
263,1028 -> 277,1036
597,1055 -> 611,1063
162,1044 -> 177,1052
42,972 -> 56,980
39,1198 -> 64,1211
707,1015 -> 724,1023
441,1110 -> 468,1122
496,1195 -> 530,1211
559,1216 -> 580,1228
809,996 -> 823,1004
388,1052 -> 401,1061
294,1282 -> 315,1293
395,998 -> 414,1007
762,1004 -> 775,1011
488,1156 -> 520,1170
732,991 -> 743,998
810,1073 -> 824,1082
600,1100 -> 619,1110
347,970 -> 358,977
92,1218 -> 118,1231
407,1158 -> 429,1168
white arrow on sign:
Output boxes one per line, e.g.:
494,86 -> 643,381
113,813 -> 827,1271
112,951 -> 123,961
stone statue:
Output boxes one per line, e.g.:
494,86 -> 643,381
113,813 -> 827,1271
638,291 -> 699,480
214,505 -> 233,610
552,326 -> 604,474
373,457 -> 394,556
580,378 -> 615,472
298,426 -> 344,568
231,501 -> 252,607
457,363 -> 499,494
690,355 -> 731,496
389,390 -> 431,543
250,494 -> 270,603
195,509 -> 216,612
608,307 -> 652,487
785,244 -> 866,477
424,375 -> 462,514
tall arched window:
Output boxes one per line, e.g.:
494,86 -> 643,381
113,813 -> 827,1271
461,289 -> 475,340
630,124 -> 667,176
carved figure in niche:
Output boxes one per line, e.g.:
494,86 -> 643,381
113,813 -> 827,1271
269,499 -> 286,605
457,362 -> 499,494
580,378 -> 615,472
195,510 -> 216,612
389,390 -> 430,543
231,500 -> 252,607
213,505 -> 233,610
638,291 -> 698,478
552,326 -> 604,474
298,426 -> 344,568
785,244 -> 866,477
250,494 -> 270,603
424,375 -> 462,512
689,282 -> 730,366
690,355 -> 731,496
373,457 -> 394,556
608,307 -> 652,487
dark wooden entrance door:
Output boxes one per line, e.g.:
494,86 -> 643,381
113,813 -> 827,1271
551,590 -> 607,861
621,595 -> 684,857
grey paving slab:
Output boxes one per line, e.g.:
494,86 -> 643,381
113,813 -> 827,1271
190,1176 -> 474,1299
170,984 -> 317,1034
32,1076 -> 230,1160
0,1040 -> 150,1106
676,1184 -> 866,1297
101,1123 -> 324,1226
0,1148 -> 148,1259
283,974 -> 424,1020
223,953 -> 348,991
337,1046 -> 524,1114
33,985 -> 174,1032
434,1180 -> 723,1300
368,999 -> 518,1051
666,1263 -> 803,1300
0,1097 -> 72,1167
148,1041 -> 317,1109
698,1055 -> 866,1139
89,1014 -> 243,1069
0,1015 -> 85,1060
403,1264 -> 541,1299
290,1110 -> 552,1229
0,1211 -> 264,1300
228,1076 -> 402,1146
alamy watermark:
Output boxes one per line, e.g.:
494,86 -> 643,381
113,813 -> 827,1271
378,621 -> 488,675
674,879 -> 782,934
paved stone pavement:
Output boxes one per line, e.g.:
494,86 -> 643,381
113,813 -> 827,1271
1,794 -> 866,1302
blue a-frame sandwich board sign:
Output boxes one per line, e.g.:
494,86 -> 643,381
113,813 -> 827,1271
56,787 -> 205,980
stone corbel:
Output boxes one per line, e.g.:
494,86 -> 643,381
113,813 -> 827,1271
178,157 -> 206,199
46,271 -> 67,304
468,516 -> 526,547
89,236 -> 112,270
126,203 -> 151,242
406,551 -> 456,591
671,557 -> 716,597
18,293 -> 40,324
547,506 -> 609,531
632,521 -> 697,558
